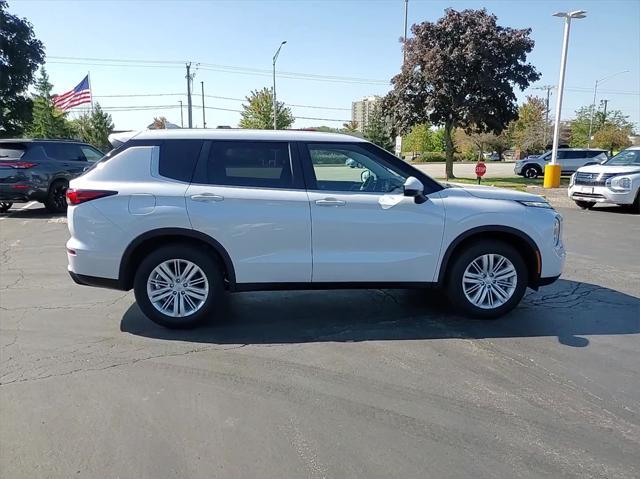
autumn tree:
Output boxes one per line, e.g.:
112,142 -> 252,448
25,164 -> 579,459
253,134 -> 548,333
593,124 -> 632,155
0,0 -> 45,137
385,9 -> 539,177
508,96 -> 547,154
569,106 -> 633,148
239,87 -> 294,130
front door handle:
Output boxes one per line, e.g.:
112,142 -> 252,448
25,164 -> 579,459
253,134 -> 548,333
190,193 -> 224,202
315,198 -> 346,207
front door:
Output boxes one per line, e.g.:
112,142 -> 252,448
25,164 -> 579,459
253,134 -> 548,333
300,142 -> 446,283
186,140 -> 312,284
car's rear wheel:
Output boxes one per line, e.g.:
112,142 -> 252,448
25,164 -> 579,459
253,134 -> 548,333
134,244 -> 224,328
522,165 -> 541,179
0,202 -> 12,213
574,200 -> 595,210
446,241 -> 528,319
44,180 -> 68,213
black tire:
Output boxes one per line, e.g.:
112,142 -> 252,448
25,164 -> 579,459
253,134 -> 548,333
632,191 -> 640,214
0,202 -> 12,213
445,240 -> 528,319
44,180 -> 68,213
574,200 -> 595,210
522,165 -> 541,179
133,244 -> 224,329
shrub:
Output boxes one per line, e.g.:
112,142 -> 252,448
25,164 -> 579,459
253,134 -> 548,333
413,152 -> 447,162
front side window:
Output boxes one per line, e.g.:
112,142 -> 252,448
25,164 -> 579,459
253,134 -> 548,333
306,143 -> 406,193
80,146 -> 104,163
605,149 -> 640,166
206,141 -> 292,188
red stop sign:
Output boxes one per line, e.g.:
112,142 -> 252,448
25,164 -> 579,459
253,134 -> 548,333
475,162 -> 487,177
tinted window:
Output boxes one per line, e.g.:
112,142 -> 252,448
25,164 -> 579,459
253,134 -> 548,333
205,141 -> 292,188
159,140 -> 202,182
0,143 -> 27,159
43,143 -> 86,161
587,150 -> 606,158
567,150 -> 587,159
81,146 -> 104,163
307,143 -> 406,193
556,150 -> 569,160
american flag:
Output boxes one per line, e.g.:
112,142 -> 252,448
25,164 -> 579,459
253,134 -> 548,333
52,75 -> 92,111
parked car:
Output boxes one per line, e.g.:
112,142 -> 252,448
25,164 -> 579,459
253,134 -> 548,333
514,148 -> 608,179
67,130 -> 565,328
0,139 -> 104,213
568,146 -> 640,212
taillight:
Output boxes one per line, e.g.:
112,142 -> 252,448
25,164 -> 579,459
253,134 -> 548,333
66,189 -> 117,205
0,161 -> 37,169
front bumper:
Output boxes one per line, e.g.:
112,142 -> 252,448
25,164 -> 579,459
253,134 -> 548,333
514,163 -> 524,175
568,185 -> 636,205
0,184 -> 43,202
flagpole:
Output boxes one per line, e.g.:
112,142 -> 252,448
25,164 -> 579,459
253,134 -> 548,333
88,71 -> 94,113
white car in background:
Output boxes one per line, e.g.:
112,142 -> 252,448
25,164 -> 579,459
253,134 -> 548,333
568,146 -> 640,212
514,148 -> 608,178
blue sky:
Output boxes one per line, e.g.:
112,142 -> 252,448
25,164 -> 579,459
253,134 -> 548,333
9,0 -> 640,131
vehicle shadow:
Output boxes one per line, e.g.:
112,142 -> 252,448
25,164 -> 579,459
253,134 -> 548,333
121,279 -> 639,348
0,206 -> 65,219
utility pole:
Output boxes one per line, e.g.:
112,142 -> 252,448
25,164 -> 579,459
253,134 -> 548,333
588,70 -> 628,147
201,81 -> 206,129
179,100 -> 184,128
185,62 -> 194,128
537,85 -> 554,148
403,0 -> 409,64
601,99 -> 609,127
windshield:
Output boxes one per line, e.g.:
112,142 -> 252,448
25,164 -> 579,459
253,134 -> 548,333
604,149 -> 640,166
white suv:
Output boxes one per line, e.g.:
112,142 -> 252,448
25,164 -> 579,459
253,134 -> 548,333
67,130 -> 565,328
568,146 -> 640,212
514,148 -> 608,178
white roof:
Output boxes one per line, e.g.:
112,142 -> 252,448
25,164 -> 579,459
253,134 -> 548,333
132,129 -> 366,143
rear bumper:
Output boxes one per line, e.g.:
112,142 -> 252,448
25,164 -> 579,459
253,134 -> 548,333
68,270 -> 127,291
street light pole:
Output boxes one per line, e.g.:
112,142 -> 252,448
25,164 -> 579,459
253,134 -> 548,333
272,41 -> 287,130
403,0 -> 409,64
545,10 -> 586,189
587,70 -> 628,147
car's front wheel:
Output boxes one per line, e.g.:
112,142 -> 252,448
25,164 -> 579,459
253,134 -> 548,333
446,241 -> 528,319
133,245 -> 224,328
522,165 -> 542,179
574,200 -> 595,210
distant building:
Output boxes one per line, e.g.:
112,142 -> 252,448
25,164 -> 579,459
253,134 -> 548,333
351,96 -> 381,132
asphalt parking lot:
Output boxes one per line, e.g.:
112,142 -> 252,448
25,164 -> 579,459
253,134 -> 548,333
1,200 -> 639,478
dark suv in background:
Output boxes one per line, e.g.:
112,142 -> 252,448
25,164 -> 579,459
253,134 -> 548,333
0,139 -> 103,213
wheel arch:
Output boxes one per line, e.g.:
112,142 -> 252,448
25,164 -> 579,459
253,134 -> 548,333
437,226 -> 542,288
119,228 -> 236,290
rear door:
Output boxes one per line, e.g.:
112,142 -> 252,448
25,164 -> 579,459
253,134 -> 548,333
186,140 -> 312,284
42,142 -> 88,177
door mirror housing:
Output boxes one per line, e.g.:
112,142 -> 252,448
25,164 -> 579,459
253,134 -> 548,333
403,176 -> 427,204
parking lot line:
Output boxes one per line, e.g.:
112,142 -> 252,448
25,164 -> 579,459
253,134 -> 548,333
0,201 -> 38,221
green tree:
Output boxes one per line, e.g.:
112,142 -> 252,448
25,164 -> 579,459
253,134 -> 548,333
569,106 -> 633,148
592,124 -> 632,155
384,8 -> 539,178
26,68 -> 74,139
363,104 -> 393,152
72,103 -> 114,151
0,0 -> 45,137
239,87 -> 294,130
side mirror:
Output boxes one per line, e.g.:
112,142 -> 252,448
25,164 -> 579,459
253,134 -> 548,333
403,176 -> 427,204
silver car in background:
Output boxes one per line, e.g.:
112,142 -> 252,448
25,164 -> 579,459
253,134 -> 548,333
514,148 -> 608,178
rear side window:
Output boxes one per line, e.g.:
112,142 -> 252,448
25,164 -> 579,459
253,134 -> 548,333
159,140 -> 203,182
205,141 -> 292,189
43,143 -> 86,161
0,143 -> 26,159
587,150 -> 606,158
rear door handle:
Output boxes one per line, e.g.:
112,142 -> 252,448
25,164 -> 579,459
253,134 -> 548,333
190,193 -> 224,202
315,198 -> 346,207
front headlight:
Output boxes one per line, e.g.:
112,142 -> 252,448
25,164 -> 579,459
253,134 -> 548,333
553,217 -> 561,246
569,173 -> 576,187
517,200 -> 552,209
606,176 -> 632,192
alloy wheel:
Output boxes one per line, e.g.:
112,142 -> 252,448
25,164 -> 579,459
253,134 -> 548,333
462,254 -> 517,309
146,259 -> 209,318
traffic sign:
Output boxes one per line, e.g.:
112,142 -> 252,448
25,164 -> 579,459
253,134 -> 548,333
475,162 -> 487,177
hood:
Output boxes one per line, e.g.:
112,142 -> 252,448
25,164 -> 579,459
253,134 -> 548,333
576,164 -> 640,175
446,183 -> 544,202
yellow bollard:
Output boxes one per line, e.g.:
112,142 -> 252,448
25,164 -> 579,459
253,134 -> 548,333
543,164 -> 562,188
